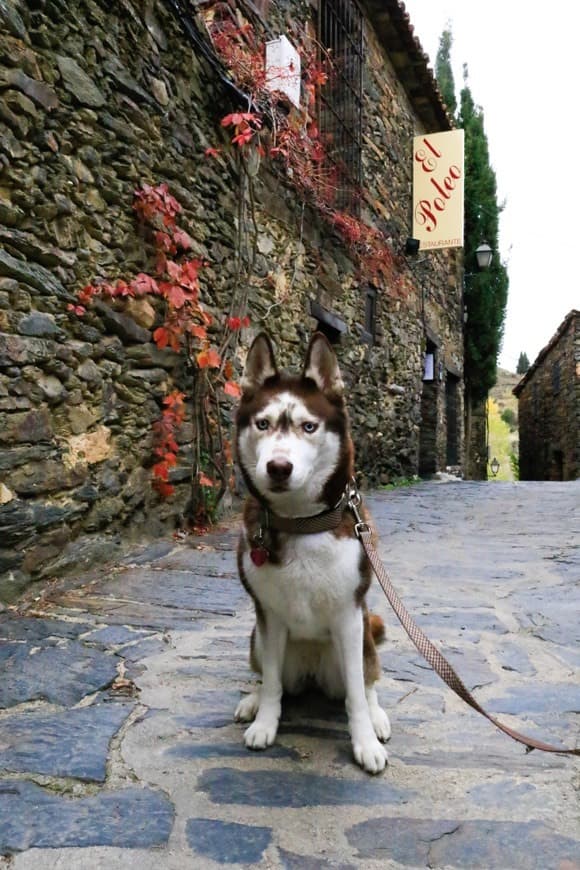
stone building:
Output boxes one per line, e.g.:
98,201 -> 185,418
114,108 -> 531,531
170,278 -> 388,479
0,0 -> 464,597
514,310 -> 579,481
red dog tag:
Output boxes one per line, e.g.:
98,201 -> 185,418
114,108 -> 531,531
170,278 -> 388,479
250,547 -> 269,567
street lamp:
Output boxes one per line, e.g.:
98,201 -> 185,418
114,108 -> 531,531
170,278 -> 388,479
475,242 -> 493,271
463,241 -> 493,323
464,241 -> 495,481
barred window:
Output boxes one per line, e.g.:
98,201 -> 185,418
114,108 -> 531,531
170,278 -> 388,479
552,359 -> 561,395
363,287 -> 376,342
318,0 -> 364,212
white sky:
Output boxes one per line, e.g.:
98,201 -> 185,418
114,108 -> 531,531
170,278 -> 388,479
402,0 -> 579,372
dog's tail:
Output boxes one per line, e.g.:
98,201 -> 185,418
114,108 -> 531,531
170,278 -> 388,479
369,613 -> 386,645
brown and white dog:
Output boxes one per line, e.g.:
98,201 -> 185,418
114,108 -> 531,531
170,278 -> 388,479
234,332 -> 390,774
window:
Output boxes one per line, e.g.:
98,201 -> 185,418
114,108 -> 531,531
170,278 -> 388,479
318,0 -> 365,212
310,300 -> 347,344
552,359 -> 561,395
362,287 -> 376,343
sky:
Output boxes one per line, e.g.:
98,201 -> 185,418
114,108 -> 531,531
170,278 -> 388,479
402,1 -> 579,372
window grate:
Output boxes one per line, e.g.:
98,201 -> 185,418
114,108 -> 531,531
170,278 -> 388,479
552,359 -> 561,395
318,0 -> 364,213
364,287 -> 376,341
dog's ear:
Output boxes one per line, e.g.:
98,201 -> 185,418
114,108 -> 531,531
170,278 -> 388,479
241,333 -> 279,394
303,332 -> 344,398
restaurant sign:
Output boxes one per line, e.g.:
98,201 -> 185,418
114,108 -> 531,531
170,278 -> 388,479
412,130 -> 464,250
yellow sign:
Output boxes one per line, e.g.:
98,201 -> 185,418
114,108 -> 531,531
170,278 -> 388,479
412,130 -> 464,249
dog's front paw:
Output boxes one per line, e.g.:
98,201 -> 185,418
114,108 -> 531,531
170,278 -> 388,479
244,718 -> 278,750
235,692 -> 260,722
353,737 -> 389,774
370,706 -> 391,742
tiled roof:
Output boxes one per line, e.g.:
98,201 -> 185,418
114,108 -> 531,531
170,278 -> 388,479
363,0 -> 454,131
513,310 -> 580,396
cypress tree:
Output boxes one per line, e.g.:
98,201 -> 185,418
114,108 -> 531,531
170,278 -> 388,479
459,66 -> 509,400
435,26 -> 457,116
433,33 -> 510,478
516,352 -> 530,374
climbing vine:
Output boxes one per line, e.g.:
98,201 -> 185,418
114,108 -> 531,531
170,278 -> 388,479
70,182 -> 246,525
203,6 -> 403,292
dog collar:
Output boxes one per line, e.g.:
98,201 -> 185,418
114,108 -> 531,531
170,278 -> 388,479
249,500 -> 347,567
249,482 -> 360,566
262,496 -> 348,535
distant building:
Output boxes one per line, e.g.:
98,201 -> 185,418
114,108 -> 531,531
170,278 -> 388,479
513,311 -> 579,480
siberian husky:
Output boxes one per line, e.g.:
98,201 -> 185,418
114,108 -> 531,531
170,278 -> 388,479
234,332 -> 390,774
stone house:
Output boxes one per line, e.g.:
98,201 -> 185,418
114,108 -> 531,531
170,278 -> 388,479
514,310 -> 579,481
0,0 -> 464,598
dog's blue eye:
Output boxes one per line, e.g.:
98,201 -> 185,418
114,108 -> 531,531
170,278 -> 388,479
256,419 -> 270,431
302,422 -> 318,434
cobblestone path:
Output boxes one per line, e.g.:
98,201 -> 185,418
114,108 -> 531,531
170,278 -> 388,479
1,481 -> 579,869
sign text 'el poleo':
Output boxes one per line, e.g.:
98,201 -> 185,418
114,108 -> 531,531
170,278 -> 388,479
412,130 -> 464,250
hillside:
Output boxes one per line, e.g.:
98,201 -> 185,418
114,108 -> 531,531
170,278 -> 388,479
491,368 -> 521,417
487,368 -> 520,480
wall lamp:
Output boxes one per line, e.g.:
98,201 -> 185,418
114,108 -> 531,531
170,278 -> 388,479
475,242 -> 493,270
404,237 -> 421,256
464,242 -> 493,324
489,456 -> 500,477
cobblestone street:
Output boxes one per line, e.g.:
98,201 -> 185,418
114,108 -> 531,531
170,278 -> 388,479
1,481 -> 579,869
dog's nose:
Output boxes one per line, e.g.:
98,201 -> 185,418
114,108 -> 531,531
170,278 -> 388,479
266,459 -> 293,483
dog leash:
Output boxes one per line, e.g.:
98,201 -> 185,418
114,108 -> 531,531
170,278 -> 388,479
253,483 -> 579,755
345,482 -> 580,757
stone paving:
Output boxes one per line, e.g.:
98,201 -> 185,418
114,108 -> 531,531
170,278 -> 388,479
0,480 -> 579,869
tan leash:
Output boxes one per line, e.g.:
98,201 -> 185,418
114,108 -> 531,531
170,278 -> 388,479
346,482 -> 580,757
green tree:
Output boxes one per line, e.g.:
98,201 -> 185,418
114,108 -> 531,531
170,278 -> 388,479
434,35 -> 510,479
459,65 -> 509,401
435,26 -> 457,116
516,351 -> 530,374
500,407 -> 517,430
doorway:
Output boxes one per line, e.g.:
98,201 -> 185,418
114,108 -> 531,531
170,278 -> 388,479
419,342 -> 438,476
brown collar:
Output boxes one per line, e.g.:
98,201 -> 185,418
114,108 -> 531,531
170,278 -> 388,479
260,492 -> 349,536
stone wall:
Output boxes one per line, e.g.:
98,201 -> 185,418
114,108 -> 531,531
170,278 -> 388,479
515,311 -> 579,481
465,396 -> 488,480
0,0 -> 463,598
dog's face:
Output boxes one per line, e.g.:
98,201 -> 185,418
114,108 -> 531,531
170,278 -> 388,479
235,333 -> 353,516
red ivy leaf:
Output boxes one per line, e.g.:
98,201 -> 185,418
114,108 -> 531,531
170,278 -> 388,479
152,461 -> 170,481
67,303 -> 86,316
155,231 -> 175,254
221,112 -> 262,128
232,128 -> 255,147
113,280 -> 131,297
180,259 -> 202,289
165,283 -> 187,309
173,228 -> 193,250
224,380 -> 242,398
199,472 -> 215,487
155,481 -> 175,498
131,273 -> 159,296
166,260 -> 181,280
189,324 -> 207,340
153,326 -> 168,348
163,390 -> 185,407
196,348 -> 221,369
